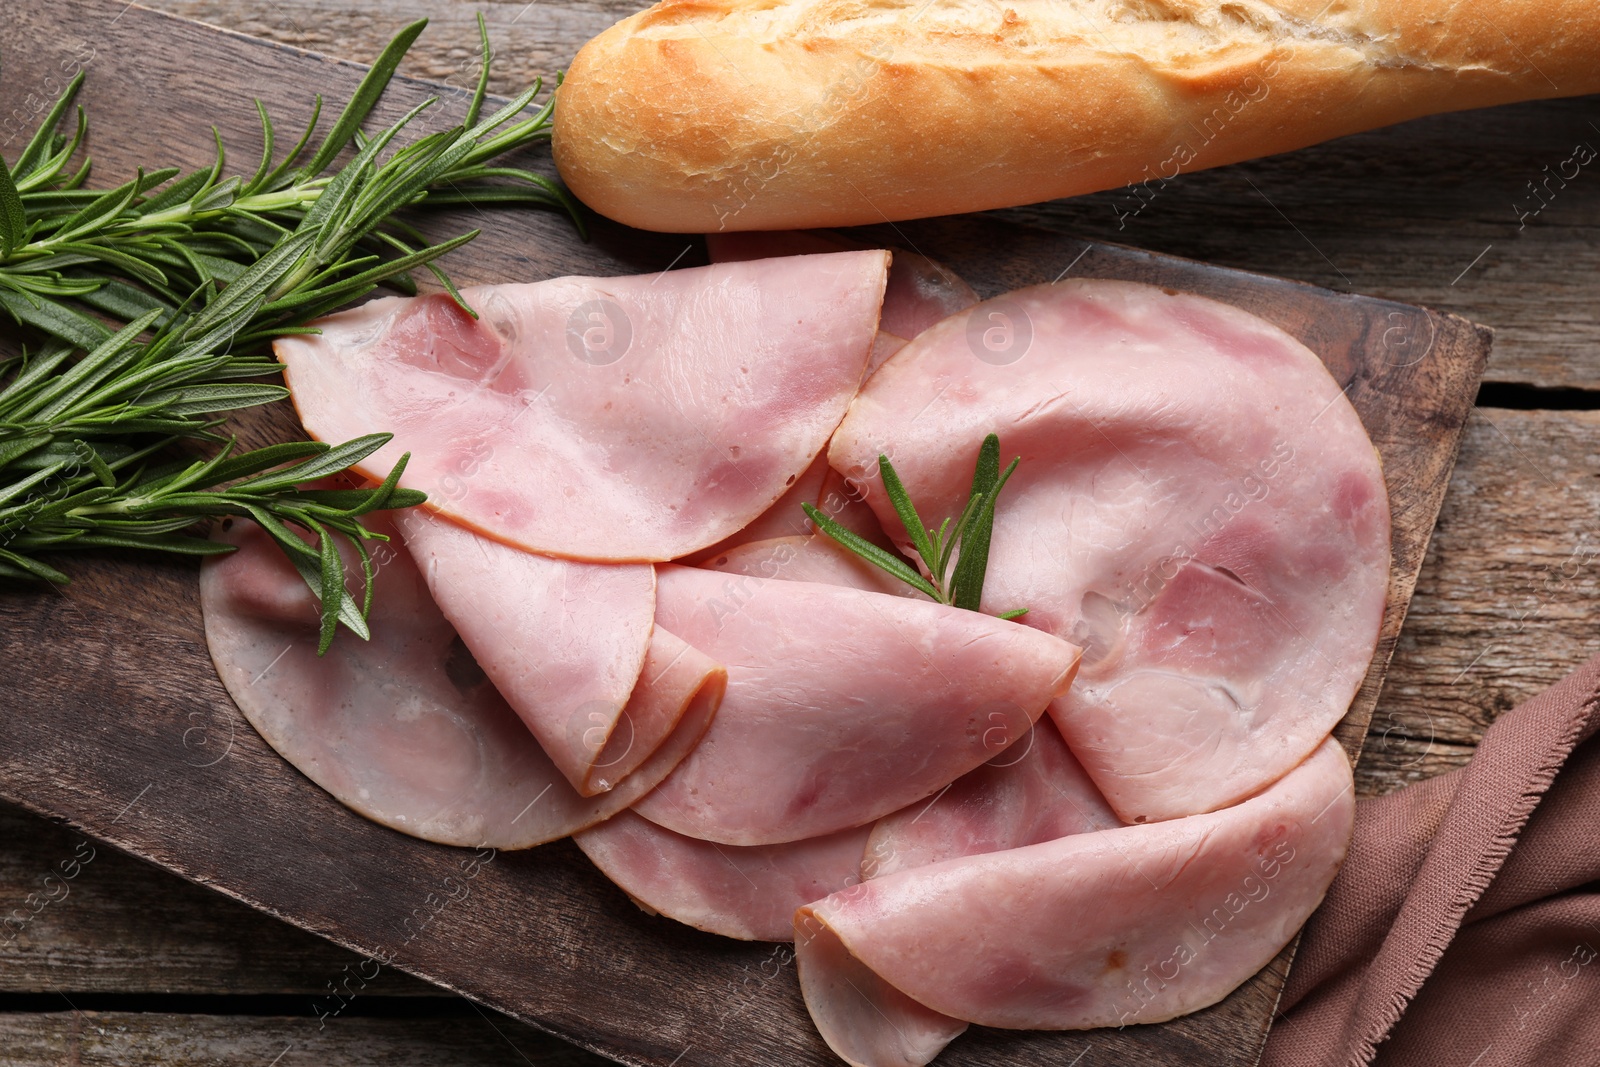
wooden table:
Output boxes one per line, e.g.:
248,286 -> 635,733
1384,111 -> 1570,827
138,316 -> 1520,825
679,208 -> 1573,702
3,2 -> 1597,1062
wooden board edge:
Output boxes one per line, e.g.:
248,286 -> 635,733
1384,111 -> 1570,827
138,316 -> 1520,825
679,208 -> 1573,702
1335,310 -> 1494,767
0,792 -> 649,1067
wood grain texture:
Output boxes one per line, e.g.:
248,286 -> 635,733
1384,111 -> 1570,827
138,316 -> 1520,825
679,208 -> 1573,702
0,3 -> 1490,1066
0,804 -> 433,996
132,0 -> 1600,391
135,0 -> 642,98
0,1011 -> 608,1065
1357,408 -> 1600,792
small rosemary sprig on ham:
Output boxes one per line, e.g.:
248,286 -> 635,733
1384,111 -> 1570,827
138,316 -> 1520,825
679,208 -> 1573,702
0,17 -> 580,650
804,434 -> 1027,618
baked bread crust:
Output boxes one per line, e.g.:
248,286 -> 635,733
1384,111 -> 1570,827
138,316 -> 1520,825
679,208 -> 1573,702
552,0 -> 1600,232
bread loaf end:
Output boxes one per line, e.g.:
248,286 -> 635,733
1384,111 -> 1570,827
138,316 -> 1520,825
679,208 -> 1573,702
553,0 -> 1600,232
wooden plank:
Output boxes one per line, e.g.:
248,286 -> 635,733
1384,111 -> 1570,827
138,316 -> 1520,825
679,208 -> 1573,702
138,0 -> 1600,392
132,0 -> 643,96
0,1011 -> 608,1066
0,4 -> 1486,1067
1002,105 -> 1600,396
0,803 -> 434,996
1356,408 -> 1600,793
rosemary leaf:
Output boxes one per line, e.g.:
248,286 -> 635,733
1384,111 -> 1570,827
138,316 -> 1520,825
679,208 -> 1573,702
936,491 -> 983,581
0,155 -> 26,257
0,289 -> 109,347
68,531 -> 236,555
802,503 -> 942,601
313,517 -> 344,654
12,71 -> 86,180
951,450 -> 1020,612
204,440 -> 328,483
301,20 -> 428,178
0,547 -> 68,583
810,434 -> 1028,619
233,433 -> 392,493
0,17 -> 582,649
879,453 -> 939,578
465,15 -> 494,129
135,383 -> 289,418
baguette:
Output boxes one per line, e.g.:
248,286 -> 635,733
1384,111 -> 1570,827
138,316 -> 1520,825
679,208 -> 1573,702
551,0 -> 1600,233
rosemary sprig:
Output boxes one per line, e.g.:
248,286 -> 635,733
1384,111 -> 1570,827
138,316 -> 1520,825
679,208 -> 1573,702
0,16 -> 580,347
1,433 -> 423,654
0,17 -> 583,651
804,434 -> 1027,618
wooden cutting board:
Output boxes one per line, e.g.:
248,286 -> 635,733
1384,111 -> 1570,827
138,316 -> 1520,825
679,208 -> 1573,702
0,3 -> 1490,1065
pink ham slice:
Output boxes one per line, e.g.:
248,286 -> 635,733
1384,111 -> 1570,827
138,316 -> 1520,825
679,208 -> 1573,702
277,251 -> 889,562
796,737 -> 1355,1061
632,565 -> 1082,845
796,933 -> 969,1067
830,279 -> 1389,824
574,811 -> 870,942
394,508 -> 658,796
863,715 -> 1120,880
199,516 -> 723,848
835,717 -> 1120,1065
877,253 -> 979,341
706,232 -> 978,340
699,534 -> 923,600
679,452 -> 830,565
864,331 -> 908,382
813,467 -> 895,552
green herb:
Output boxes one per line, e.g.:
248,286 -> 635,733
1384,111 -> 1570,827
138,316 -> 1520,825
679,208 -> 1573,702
0,17 -> 583,652
804,434 -> 1027,618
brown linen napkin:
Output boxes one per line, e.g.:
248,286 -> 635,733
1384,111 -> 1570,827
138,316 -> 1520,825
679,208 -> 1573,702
1262,651 -> 1600,1067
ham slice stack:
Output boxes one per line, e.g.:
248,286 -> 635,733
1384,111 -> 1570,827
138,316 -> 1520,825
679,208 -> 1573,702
199,242 -> 1387,1066
831,278 -> 1390,823
201,511 -> 723,848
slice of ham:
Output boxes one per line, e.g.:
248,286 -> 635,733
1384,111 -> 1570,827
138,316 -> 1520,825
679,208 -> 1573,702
631,565 -> 1081,845
876,253 -> 979,341
796,738 -> 1355,1057
199,516 -> 723,847
699,534 -> 922,600
574,811 -> 870,942
796,930 -> 969,1067
277,251 -> 889,562
706,231 -> 978,340
679,452 -> 830,565
395,508 -> 657,796
865,331 -> 908,382
813,467 -> 895,552
863,715 -> 1121,880
830,279 -> 1389,823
